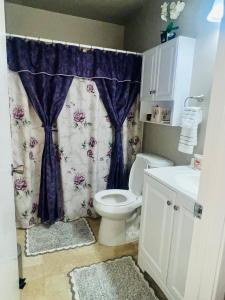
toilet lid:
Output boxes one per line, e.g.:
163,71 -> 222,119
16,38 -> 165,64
95,189 -> 137,207
129,153 -> 174,196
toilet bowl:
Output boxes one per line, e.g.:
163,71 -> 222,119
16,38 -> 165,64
94,153 -> 174,246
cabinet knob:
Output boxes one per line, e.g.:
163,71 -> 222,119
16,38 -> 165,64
174,205 -> 180,211
167,200 -> 172,206
149,90 -> 156,95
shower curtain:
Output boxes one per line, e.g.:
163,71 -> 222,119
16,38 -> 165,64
9,71 -> 142,228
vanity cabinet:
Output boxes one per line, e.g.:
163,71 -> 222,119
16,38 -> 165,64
138,174 -> 194,300
140,36 -> 196,126
166,195 -> 194,300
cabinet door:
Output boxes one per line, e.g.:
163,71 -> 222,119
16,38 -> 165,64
167,203 -> 194,300
139,176 -> 175,282
140,47 -> 157,100
154,39 -> 177,101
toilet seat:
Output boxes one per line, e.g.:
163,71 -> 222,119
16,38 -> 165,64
94,189 -> 142,218
95,189 -> 137,207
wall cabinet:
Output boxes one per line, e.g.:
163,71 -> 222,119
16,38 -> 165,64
138,175 -> 194,300
140,36 -> 195,126
141,47 -> 157,100
154,40 -> 177,101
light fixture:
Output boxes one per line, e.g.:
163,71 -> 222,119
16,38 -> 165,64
207,0 -> 224,22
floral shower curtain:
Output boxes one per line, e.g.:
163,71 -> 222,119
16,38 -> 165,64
9,71 -> 143,228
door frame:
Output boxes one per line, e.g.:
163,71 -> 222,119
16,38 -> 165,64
184,16 -> 225,300
0,1 -> 19,299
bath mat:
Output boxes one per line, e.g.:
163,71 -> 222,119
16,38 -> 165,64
69,256 -> 159,300
25,218 -> 95,256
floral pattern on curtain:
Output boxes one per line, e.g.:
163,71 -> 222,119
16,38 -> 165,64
9,72 -> 143,228
9,71 -> 44,228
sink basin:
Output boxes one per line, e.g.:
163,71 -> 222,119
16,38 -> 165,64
145,166 -> 201,201
175,172 -> 200,197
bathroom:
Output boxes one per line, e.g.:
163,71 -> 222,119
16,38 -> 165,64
1,0 -> 225,299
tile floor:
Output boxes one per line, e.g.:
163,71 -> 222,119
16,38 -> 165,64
17,218 -> 138,300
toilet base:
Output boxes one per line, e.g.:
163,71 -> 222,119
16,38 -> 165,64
98,210 -> 140,246
99,217 -> 126,246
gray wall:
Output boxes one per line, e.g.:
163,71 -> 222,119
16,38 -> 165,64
125,0 -> 220,165
5,3 -> 124,49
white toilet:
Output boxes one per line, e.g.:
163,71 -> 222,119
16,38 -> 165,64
94,153 -> 174,246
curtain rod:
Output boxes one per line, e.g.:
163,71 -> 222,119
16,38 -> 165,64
6,33 -> 142,56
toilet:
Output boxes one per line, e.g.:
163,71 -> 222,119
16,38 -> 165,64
94,153 -> 174,246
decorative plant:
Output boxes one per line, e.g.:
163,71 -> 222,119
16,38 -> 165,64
161,1 -> 185,36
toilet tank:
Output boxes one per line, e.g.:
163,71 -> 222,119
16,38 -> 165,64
128,153 -> 174,196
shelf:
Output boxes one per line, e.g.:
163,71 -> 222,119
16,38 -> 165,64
140,120 -> 173,127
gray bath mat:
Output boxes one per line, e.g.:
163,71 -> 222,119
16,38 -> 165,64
25,218 -> 95,256
69,256 -> 159,300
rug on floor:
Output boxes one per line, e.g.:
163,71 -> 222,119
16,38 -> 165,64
69,256 -> 159,300
25,218 -> 95,256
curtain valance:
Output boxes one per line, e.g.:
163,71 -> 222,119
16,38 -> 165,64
7,37 -> 142,83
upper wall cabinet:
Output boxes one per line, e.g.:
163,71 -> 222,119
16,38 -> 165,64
155,40 -> 177,101
140,36 -> 196,126
141,47 -> 157,100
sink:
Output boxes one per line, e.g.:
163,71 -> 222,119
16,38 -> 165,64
145,166 -> 201,201
175,172 -> 200,197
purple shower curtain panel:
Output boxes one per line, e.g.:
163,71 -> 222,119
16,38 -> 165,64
7,37 -> 142,223
18,73 -> 73,224
94,79 -> 140,189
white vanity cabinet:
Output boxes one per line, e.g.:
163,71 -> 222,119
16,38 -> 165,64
140,36 -> 195,126
166,195 -> 194,300
138,174 -> 195,300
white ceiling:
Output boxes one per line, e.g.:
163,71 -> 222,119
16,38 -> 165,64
6,0 -> 145,25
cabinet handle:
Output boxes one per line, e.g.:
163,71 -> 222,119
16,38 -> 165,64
174,205 -> 180,211
149,90 -> 156,95
167,200 -> 172,206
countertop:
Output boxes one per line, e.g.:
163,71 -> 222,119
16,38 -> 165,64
144,166 -> 201,202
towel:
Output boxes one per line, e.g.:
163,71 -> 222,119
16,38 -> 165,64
178,107 -> 202,154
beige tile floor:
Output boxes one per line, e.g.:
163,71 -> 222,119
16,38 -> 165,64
17,218 -> 138,300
